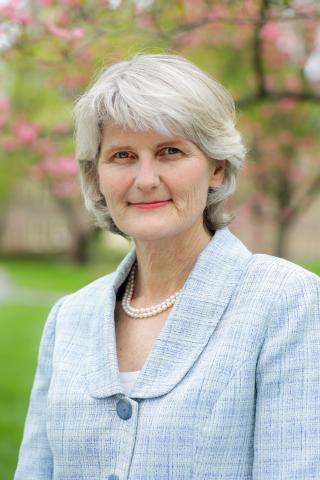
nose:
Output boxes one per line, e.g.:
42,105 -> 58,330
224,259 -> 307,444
133,156 -> 160,190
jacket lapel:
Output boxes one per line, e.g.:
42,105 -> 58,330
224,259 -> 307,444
86,227 -> 252,399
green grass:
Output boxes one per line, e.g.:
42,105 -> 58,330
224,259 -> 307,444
0,251 -> 126,293
302,262 -> 320,276
0,303 -> 50,480
0,252 -> 127,480
0,255 -> 319,479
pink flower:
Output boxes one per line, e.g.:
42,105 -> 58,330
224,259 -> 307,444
13,118 -> 39,144
176,30 -> 202,48
38,0 -> 53,5
265,75 -> 277,89
52,178 -> 80,197
293,0 -> 316,16
284,75 -> 300,89
288,167 -> 308,182
16,13 -> 32,25
1,136 -> 18,151
32,157 -> 80,198
35,139 -> 57,156
52,124 -> 71,134
136,12 -> 153,28
56,12 -> 70,25
35,155 -> 78,177
278,130 -> 295,144
0,98 -> 10,127
45,23 -> 84,40
279,97 -> 298,112
61,0 -> 82,7
61,73 -> 88,87
207,5 -> 229,20
56,156 -> 78,175
31,155 -> 80,197
0,0 -> 32,25
260,21 -> 280,42
278,207 -> 294,223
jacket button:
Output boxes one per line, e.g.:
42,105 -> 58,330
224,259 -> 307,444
116,398 -> 132,420
108,475 -> 119,480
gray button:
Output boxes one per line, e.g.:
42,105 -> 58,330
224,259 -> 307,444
116,398 -> 132,420
108,475 -> 119,480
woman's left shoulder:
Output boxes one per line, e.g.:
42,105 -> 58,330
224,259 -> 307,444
246,254 -> 320,333
246,252 -> 320,293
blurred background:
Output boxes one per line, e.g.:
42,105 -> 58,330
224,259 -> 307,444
0,0 -> 320,477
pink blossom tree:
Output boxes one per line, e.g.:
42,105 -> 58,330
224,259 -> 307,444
1,0 -> 320,258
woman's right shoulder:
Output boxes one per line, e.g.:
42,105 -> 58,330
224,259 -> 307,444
40,271 -> 119,356
70,271 -> 117,298
48,271 -> 117,322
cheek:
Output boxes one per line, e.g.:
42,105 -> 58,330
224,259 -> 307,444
185,183 -> 207,210
98,170 -> 126,196
175,168 -> 209,204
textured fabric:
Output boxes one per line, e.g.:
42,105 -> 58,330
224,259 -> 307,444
14,226 -> 320,479
118,371 -> 140,397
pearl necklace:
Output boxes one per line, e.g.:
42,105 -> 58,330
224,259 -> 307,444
121,262 -> 182,318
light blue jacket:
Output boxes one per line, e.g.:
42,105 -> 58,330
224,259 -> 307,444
14,227 -> 320,479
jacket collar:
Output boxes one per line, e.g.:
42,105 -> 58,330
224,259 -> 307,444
86,226 -> 252,399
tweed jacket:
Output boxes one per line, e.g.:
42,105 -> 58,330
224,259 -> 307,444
14,227 -> 320,480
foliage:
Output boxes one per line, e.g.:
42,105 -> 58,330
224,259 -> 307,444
0,303 -> 48,480
0,0 -> 320,257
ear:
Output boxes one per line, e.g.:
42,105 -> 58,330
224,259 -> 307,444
209,160 -> 226,188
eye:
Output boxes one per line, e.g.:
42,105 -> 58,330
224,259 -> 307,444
161,147 -> 181,156
113,151 -> 131,159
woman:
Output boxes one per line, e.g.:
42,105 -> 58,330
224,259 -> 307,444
15,53 -> 320,479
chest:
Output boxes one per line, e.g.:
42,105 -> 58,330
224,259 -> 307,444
48,298 -> 261,479
47,272 -> 271,478
114,299 -> 170,372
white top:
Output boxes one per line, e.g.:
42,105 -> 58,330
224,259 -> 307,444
118,370 -> 141,396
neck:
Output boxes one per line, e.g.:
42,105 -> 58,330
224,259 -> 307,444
131,222 -> 214,307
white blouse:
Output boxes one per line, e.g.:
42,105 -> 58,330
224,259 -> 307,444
118,370 -> 141,396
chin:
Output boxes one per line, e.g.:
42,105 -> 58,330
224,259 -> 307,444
131,231 -> 170,242
117,218 -> 187,242
127,226 -> 178,242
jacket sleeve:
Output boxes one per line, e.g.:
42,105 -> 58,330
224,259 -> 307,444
14,295 -> 68,480
253,268 -> 320,478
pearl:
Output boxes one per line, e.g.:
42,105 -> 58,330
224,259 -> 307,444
121,260 -> 181,318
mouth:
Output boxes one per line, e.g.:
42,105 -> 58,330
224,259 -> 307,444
129,200 -> 172,209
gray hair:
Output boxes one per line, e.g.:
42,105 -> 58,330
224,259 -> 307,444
73,53 -> 248,240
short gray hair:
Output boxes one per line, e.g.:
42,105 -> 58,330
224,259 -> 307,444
73,53 -> 248,240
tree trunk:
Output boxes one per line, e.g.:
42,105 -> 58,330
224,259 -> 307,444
55,197 -> 98,264
274,220 -> 290,259
68,227 -> 101,264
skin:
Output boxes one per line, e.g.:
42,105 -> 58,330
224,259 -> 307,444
97,122 -> 226,307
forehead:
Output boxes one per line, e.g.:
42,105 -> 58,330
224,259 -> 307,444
100,123 -> 188,148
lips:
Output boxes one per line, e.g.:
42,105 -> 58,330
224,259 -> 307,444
129,200 -> 172,209
130,200 -> 171,205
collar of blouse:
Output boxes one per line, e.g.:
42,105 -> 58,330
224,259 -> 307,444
85,226 -> 252,400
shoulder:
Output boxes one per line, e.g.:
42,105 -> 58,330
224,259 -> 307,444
72,270 -> 116,297
45,270 -> 117,325
248,255 -> 320,351
245,252 -> 319,294
40,271 -> 118,357
236,253 -> 320,337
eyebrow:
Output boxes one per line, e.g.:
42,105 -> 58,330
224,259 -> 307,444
101,139 -> 187,156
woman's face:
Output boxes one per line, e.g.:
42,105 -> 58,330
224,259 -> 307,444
97,123 -> 225,241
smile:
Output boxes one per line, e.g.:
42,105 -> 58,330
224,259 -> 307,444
129,200 -> 172,209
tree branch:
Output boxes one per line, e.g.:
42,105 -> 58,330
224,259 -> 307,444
161,11 -> 320,37
251,0 -> 271,96
286,174 -> 320,225
236,90 -> 320,108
